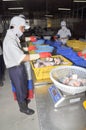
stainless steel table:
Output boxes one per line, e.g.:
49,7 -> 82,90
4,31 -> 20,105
35,84 -> 86,130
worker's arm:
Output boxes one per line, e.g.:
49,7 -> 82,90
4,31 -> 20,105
22,52 -> 52,62
23,46 -> 36,51
22,54 -> 40,62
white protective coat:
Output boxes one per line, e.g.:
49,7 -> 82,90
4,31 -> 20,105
3,29 -> 26,68
57,23 -> 71,45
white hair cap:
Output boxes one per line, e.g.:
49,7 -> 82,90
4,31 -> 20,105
19,14 -> 25,19
10,16 -> 30,29
61,21 -> 66,26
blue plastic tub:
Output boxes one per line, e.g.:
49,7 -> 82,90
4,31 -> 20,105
32,39 -> 44,45
35,45 -> 54,53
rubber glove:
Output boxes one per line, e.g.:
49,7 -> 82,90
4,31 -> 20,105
84,54 -> 86,59
30,36 -> 37,42
25,36 -> 37,42
29,54 -> 40,60
39,52 -> 52,58
25,37 -> 31,42
53,36 -> 57,40
77,52 -> 82,56
23,47 -> 28,51
28,45 -> 37,51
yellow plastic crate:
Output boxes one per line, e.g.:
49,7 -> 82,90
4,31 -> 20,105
31,55 -> 72,81
67,40 -> 86,51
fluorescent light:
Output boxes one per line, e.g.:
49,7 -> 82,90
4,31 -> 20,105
8,7 -> 24,10
73,0 -> 86,2
58,8 -> 71,11
45,14 -> 53,17
3,0 -> 17,1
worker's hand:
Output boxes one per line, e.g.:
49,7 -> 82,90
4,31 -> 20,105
30,36 -> 37,42
28,45 -> 37,51
29,54 -> 40,60
25,36 -> 37,42
77,52 -> 82,56
53,36 -> 57,40
39,52 -> 52,58
25,37 -> 31,42
23,47 -> 28,51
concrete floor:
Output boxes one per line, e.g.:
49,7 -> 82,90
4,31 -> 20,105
0,70 -> 40,130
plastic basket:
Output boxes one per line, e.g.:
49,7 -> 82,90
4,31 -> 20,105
67,40 -> 86,51
35,45 -> 54,53
50,66 -> 86,95
32,39 -> 44,45
31,55 -> 72,80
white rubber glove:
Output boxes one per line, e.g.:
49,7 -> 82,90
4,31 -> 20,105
25,37 -> 30,42
23,47 -> 28,51
29,54 -> 40,60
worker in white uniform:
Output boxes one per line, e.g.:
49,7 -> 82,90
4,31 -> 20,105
57,21 -> 71,45
3,16 -> 51,115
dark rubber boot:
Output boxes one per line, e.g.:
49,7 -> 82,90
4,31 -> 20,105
26,99 -> 31,106
18,102 -> 35,115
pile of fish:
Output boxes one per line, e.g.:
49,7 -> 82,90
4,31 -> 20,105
59,74 -> 86,87
33,57 -> 68,68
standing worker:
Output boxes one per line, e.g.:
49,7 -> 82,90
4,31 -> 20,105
56,21 -> 71,45
3,16 -> 51,115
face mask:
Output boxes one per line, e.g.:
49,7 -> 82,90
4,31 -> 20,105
12,26 -> 23,38
62,26 -> 66,30
17,28 -> 23,37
